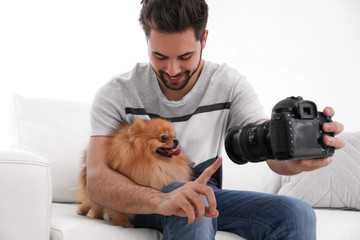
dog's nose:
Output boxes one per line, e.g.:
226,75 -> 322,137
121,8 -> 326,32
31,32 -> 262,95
173,139 -> 179,147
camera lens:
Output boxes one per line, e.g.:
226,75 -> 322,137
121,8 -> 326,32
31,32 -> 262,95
225,121 -> 273,164
225,126 -> 248,164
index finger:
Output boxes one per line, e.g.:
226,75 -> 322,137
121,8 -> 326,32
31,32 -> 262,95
195,157 -> 223,185
323,107 -> 335,117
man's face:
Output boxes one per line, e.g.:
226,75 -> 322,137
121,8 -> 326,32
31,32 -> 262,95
147,28 -> 207,91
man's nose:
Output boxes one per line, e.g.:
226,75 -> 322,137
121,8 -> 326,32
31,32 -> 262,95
167,59 -> 181,76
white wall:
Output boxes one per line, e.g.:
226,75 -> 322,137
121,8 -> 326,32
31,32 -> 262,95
1,0 -> 359,148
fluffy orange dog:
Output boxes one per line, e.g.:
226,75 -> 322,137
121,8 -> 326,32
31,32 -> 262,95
77,118 -> 193,227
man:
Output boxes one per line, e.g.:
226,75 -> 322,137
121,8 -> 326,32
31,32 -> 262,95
86,0 -> 345,239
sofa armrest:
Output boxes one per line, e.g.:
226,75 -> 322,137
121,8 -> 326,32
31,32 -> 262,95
0,149 -> 52,240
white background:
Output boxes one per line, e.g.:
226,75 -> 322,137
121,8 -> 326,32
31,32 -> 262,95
1,0 -> 359,148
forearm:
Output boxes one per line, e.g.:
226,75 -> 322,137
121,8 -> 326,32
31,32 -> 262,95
87,164 -> 165,214
266,160 -> 300,176
85,136 -> 167,215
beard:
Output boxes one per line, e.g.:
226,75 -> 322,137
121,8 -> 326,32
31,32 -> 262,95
157,70 -> 191,91
152,51 -> 203,91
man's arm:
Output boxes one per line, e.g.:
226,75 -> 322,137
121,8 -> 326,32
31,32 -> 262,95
85,136 -> 160,214
86,136 -> 221,223
267,107 -> 345,175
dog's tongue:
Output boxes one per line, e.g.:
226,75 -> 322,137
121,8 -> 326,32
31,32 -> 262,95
167,148 -> 181,156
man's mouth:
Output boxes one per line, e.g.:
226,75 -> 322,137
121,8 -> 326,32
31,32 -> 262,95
154,68 -> 192,91
156,147 -> 181,158
165,74 -> 184,84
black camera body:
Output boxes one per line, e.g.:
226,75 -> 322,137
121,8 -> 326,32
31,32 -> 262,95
225,96 -> 335,164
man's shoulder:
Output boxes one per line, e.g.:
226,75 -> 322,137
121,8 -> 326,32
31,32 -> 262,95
99,63 -> 152,91
205,60 -> 244,78
112,62 -> 151,83
204,61 -> 246,88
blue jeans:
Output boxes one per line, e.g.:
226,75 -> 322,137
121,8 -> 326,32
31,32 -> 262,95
134,183 -> 316,240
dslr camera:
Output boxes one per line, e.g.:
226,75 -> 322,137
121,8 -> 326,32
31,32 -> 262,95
225,96 -> 335,164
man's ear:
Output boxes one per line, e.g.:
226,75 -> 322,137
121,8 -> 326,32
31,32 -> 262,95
201,30 -> 209,49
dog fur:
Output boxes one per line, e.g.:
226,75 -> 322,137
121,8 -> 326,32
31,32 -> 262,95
77,118 -> 193,227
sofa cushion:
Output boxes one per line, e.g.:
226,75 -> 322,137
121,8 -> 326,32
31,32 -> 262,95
11,95 -> 91,202
51,204 -> 162,240
315,209 -> 360,240
278,131 -> 360,210
51,203 -> 244,240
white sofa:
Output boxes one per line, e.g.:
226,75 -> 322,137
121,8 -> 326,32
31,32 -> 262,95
1,95 -> 359,240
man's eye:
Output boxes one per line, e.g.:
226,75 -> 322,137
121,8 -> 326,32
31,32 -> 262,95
180,55 -> 193,61
154,55 -> 167,60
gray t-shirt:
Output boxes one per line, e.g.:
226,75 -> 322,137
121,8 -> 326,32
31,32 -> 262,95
90,60 -> 267,169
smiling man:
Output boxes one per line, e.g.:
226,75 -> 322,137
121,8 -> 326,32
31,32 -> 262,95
85,0 -> 345,239
148,28 -> 207,100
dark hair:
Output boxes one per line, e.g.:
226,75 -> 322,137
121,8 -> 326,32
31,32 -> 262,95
139,0 -> 208,40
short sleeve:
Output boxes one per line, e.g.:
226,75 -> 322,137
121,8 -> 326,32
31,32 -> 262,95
90,80 -> 125,136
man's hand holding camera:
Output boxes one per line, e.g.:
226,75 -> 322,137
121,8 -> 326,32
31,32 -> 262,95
283,106 -> 345,174
226,96 -> 346,175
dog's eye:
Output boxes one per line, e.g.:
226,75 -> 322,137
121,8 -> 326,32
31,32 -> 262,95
160,135 -> 168,142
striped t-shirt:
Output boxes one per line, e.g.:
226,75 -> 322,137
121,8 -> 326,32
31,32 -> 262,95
90,60 -> 267,188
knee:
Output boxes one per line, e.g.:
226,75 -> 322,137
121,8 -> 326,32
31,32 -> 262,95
286,197 -> 316,226
164,215 -> 217,240
276,196 -> 316,239
193,216 -> 217,238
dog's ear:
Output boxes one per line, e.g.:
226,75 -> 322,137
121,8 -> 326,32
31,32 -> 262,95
128,118 -> 146,135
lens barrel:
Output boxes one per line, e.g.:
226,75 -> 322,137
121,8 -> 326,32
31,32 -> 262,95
225,121 -> 273,164
225,126 -> 249,164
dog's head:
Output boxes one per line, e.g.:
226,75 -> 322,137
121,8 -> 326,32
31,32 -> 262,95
128,118 -> 182,158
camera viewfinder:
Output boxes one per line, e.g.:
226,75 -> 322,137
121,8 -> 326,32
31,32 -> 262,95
303,107 -> 311,115
299,102 -> 317,119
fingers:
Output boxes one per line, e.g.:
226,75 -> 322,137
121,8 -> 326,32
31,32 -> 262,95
182,183 -> 206,221
161,158 -> 222,223
323,106 -> 335,117
323,121 -> 344,135
195,157 -> 223,185
170,184 -> 217,224
322,106 -> 344,135
189,157 -> 222,221
175,196 -> 196,223
321,106 -> 345,150
322,121 -> 345,149
181,182 -> 218,223
323,135 -> 346,149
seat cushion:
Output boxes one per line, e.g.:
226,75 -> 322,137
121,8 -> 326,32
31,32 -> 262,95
52,204 -> 360,240
315,209 -> 360,240
51,203 -> 244,240
51,203 -> 162,240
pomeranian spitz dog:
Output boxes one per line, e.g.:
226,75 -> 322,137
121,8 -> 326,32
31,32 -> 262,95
77,118 -> 193,227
